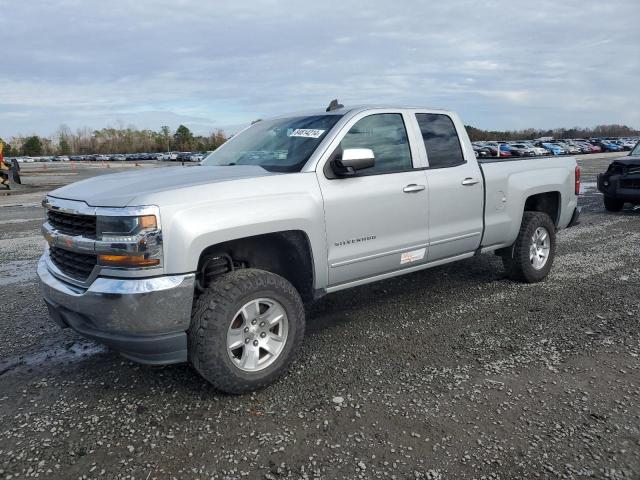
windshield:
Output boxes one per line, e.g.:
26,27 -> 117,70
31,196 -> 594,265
631,141 -> 640,156
202,115 -> 343,172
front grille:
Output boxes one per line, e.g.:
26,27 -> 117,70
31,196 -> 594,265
47,210 -> 96,237
50,246 -> 97,281
621,178 -> 640,189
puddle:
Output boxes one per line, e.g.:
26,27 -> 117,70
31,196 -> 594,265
0,218 -> 41,225
0,340 -> 107,376
0,235 -> 45,259
580,181 -> 597,193
0,260 -> 37,286
0,202 -> 41,208
23,341 -> 107,366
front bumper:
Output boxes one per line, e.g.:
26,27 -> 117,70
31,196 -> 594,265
597,173 -> 640,202
37,255 -> 195,365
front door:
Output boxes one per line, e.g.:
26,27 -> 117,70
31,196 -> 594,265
317,112 -> 430,286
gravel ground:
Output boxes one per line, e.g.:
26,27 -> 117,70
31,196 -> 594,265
0,155 -> 638,479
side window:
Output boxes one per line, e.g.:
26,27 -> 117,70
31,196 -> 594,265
340,114 -> 412,174
415,113 -> 465,168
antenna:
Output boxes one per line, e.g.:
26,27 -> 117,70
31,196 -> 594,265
326,99 -> 344,112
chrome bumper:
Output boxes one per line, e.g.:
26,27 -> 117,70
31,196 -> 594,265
37,255 -> 195,365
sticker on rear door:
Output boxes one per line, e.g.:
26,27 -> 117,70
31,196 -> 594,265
289,129 -> 325,138
400,248 -> 426,265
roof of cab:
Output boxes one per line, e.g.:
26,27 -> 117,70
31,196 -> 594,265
269,104 -> 453,119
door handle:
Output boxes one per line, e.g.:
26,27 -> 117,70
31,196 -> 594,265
461,177 -> 480,186
403,184 -> 426,193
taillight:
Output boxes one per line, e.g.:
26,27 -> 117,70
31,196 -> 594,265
575,165 -> 581,195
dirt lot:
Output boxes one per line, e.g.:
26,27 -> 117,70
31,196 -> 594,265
0,155 -> 638,479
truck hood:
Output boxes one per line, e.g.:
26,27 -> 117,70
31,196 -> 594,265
49,165 -> 273,207
610,155 -> 640,166
605,155 -> 640,175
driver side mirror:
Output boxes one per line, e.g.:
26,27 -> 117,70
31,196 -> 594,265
331,148 -> 375,177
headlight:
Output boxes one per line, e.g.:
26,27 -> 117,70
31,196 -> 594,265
96,215 -> 157,242
95,212 -> 162,269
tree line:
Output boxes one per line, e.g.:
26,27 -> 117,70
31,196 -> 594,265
0,124 -> 227,157
465,124 -> 640,142
2,122 -> 638,157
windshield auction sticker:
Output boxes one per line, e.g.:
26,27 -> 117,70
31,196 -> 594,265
289,129 -> 325,138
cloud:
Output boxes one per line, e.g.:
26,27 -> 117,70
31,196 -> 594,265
0,0 -> 638,137
462,61 -> 501,72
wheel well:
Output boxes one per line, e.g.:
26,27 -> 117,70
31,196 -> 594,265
524,192 -> 560,226
197,231 -> 315,302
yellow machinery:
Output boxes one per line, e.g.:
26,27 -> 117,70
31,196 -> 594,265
0,141 -> 21,189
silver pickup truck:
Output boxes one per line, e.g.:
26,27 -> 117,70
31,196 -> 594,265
38,103 -> 580,393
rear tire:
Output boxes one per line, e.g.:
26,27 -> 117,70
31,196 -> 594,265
603,196 -> 624,212
502,212 -> 556,283
188,268 -> 305,394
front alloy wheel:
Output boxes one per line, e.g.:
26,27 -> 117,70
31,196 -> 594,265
227,298 -> 289,372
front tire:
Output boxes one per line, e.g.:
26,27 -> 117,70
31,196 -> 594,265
188,269 -> 305,394
603,196 -> 624,212
502,212 -> 556,283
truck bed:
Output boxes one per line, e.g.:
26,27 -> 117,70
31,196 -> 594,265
478,155 -> 578,250
478,155 -> 561,164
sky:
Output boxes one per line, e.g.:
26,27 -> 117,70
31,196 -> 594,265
0,0 -> 639,138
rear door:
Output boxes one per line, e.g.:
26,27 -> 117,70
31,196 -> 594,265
412,112 -> 484,261
316,111 -> 429,287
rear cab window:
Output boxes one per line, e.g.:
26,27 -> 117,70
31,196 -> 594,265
415,113 -> 465,168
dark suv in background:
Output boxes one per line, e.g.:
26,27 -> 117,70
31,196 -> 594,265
597,141 -> 640,211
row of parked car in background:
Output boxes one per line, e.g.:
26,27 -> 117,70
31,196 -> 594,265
473,137 -> 638,158
7,151 -> 208,163
7,137 -> 639,164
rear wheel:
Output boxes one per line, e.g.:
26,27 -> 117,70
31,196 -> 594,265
603,196 -> 624,212
502,212 -> 556,283
188,269 -> 305,394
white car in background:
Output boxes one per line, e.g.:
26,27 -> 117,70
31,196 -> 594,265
529,144 -> 549,156
557,142 -> 581,154
567,141 -> 592,154
508,143 -> 536,156
515,142 -> 547,156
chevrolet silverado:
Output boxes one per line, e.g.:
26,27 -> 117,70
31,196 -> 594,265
38,103 -> 581,393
